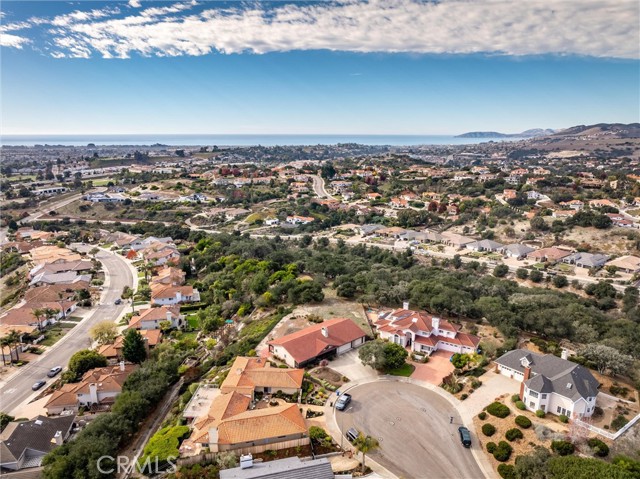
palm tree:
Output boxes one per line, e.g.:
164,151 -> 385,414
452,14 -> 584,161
4,330 -> 22,364
43,307 -> 61,325
353,434 -> 379,474
142,261 -> 154,282
31,308 -> 45,330
0,335 -> 11,366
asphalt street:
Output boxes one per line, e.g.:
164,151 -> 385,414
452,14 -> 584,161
0,248 -> 134,415
338,381 -> 484,479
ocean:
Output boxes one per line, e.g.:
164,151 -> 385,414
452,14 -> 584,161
0,134 -> 524,147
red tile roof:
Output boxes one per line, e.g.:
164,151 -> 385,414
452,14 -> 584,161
268,317 -> 367,365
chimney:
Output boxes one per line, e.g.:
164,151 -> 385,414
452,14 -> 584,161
321,327 -> 328,338
53,430 -> 63,446
119,360 -> 125,372
431,317 -> 440,332
561,349 -> 569,360
403,300 -> 410,310
520,366 -> 531,400
89,383 -> 99,404
240,454 -> 253,469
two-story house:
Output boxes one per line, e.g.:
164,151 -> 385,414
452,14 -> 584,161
495,349 -> 600,418
375,305 -> 480,356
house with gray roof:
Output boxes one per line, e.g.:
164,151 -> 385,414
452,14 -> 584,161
501,243 -> 535,259
0,415 -> 75,471
358,224 -> 385,236
465,239 -> 504,252
220,456 -> 334,479
495,349 -> 600,418
562,252 -> 609,269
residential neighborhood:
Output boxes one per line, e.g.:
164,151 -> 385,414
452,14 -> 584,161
1,124 -> 640,479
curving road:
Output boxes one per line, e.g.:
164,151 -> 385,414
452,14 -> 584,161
311,174 -> 332,198
338,381 -> 484,479
0,248 -> 134,415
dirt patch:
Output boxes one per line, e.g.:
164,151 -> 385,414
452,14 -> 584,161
287,291 -> 372,335
309,366 -> 347,388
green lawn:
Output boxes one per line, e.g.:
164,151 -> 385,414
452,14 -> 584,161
40,324 -> 75,347
65,316 -> 84,322
385,363 -> 415,377
180,331 -> 199,342
187,316 -> 199,329
91,178 -> 115,186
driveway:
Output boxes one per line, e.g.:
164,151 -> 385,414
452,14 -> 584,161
458,368 -> 520,422
329,349 -> 379,383
339,381 -> 483,479
410,350 -> 454,385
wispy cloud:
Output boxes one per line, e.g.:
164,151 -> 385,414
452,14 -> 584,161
0,33 -> 30,49
128,0 -> 142,8
1,0 -> 638,59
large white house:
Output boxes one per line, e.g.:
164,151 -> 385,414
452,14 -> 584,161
495,349 -> 600,418
374,305 -> 480,356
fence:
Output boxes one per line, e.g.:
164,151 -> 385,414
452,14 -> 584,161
575,411 -> 640,441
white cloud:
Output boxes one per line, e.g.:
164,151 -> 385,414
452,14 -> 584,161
0,33 -> 30,49
3,0 -> 640,59
128,0 -> 142,8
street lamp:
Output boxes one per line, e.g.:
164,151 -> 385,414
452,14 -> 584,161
339,406 -> 353,451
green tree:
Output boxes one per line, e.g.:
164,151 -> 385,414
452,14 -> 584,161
353,434 -> 379,474
89,320 -> 118,345
493,264 -> 509,278
529,270 -> 543,283
382,341 -> 408,370
516,268 -> 529,280
0,412 -> 15,432
553,275 -> 569,288
358,340 -> 386,371
67,350 -> 107,381
123,329 -> 147,364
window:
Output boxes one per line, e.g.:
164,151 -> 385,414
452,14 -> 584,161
541,394 -> 547,399
529,401 -> 535,408
529,390 -> 539,398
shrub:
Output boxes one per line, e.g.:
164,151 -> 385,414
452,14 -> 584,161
558,414 -> 569,423
611,414 -> 629,431
482,423 -> 496,436
461,393 -> 468,400
497,463 -> 516,479
486,442 -> 497,453
592,406 -> 604,418
478,412 -> 487,420
515,400 -> 526,410
471,379 -> 482,389
493,441 -> 513,462
487,402 -> 511,418
551,440 -> 575,456
511,394 -> 520,403
587,438 -> 609,457
505,428 -> 524,441
515,415 -> 532,428
535,409 -> 546,418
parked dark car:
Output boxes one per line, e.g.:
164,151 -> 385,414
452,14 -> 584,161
47,366 -> 63,378
458,426 -> 472,448
346,427 -> 359,443
335,393 -> 352,411
32,380 -> 46,391
114,298 -> 122,305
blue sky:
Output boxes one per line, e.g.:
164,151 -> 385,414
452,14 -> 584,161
1,0 -> 639,135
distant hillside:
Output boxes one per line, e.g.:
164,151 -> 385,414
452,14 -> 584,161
456,128 -> 555,138
551,123 -> 640,138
